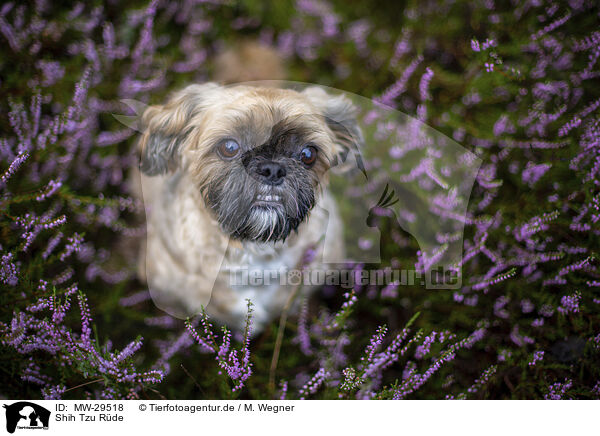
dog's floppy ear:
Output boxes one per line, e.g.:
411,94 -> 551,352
301,86 -> 365,175
139,83 -> 220,176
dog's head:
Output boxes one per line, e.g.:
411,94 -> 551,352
138,83 -> 362,242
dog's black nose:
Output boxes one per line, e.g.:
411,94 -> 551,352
256,161 -> 286,185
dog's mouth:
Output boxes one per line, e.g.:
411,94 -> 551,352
253,194 -> 283,207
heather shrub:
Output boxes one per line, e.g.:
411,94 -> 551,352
0,0 -> 598,399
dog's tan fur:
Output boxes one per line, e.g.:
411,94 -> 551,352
214,41 -> 286,84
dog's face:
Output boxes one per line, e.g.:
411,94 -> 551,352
139,84 -> 362,242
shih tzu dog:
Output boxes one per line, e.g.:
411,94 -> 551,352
136,46 -> 362,332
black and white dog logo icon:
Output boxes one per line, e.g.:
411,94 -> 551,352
3,402 -> 50,433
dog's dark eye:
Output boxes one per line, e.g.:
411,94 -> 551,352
217,139 -> 240,159
299,146 -> 318,166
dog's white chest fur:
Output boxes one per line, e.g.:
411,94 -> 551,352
219,242 -> 303,330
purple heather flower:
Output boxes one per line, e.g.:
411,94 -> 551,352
279,380 -> 289,400
294,298 -> 313,356
0,151 -> 29,187
522,163 -> 551,187
42,384 -> 67,400
377,55 -> 423,107
362,325 -> 388,366
59,233 -> 83,261
544,378 -> 573,400
520,299 -> 535,313
298,367 -> 329,400
36,60 -> 65,87
557,292 -> 581,314
186,301 -> 254,392
0,253 -> 19,286
529,351 -> 544,366
36,178 -> 62,202
450,365 -> 497,399
419,67 -> 434,101
531,318 -> 545,327
497,349 -> 512,362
